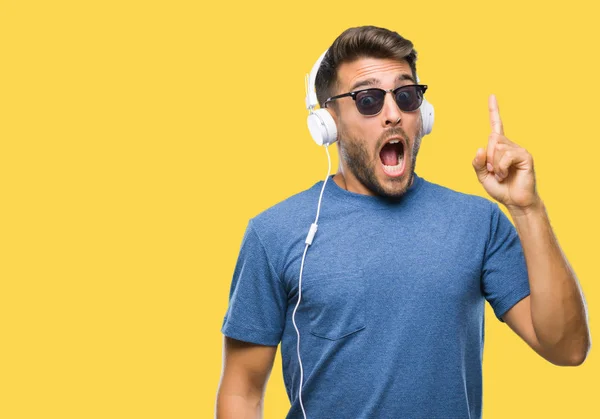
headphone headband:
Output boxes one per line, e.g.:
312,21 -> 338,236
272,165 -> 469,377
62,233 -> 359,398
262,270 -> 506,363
305,50 -> 328,111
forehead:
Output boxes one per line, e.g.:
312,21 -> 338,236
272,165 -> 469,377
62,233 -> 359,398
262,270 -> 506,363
336,57 -> 413,91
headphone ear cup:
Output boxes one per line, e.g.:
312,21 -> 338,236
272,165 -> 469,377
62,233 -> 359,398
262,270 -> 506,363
420,98 -> 434,136
307,109 -> 338,146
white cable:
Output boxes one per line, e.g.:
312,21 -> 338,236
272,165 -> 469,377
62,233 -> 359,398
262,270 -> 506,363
292,244 -> 309,419
291,145 -> 332,419
314,145 -> 331,224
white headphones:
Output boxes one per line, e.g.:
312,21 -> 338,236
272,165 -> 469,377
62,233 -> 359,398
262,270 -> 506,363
305,50 -> 435,146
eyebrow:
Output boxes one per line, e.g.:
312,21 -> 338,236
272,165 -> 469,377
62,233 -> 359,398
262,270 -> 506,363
349,73 -> 416,92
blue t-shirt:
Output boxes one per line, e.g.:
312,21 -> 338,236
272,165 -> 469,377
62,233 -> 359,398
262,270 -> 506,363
221,173 -> 530,419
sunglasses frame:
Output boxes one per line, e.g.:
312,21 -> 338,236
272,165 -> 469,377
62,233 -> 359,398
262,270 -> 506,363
324,84 -> 428,115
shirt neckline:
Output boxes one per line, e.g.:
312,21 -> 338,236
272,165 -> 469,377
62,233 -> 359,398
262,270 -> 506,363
318,172 -> 425,210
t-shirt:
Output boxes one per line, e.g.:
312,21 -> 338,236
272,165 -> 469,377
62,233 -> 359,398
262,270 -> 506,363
221,173 -> 530,419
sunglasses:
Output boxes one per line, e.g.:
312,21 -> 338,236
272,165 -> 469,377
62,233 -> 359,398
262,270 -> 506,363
324,84 -> 428,116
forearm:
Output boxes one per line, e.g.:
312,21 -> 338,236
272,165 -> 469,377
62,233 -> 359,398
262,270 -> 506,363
508,199 -> 590,363
216,391 -> 263,419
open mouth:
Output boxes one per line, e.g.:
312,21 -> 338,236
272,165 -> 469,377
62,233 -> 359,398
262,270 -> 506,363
379,138 -> 406,177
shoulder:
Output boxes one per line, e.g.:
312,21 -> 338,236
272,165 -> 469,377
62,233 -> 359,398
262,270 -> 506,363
247,181 -> 323,240
419,177 -> 497,220
421,177 -> 491,207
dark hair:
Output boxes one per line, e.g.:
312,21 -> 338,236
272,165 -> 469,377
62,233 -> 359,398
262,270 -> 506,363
315,26 -> 418,108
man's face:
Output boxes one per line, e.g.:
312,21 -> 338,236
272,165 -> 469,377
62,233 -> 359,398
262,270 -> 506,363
330,57 -> 424,199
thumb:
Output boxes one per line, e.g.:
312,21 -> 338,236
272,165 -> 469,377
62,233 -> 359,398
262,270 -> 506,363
472,147 -> 488,182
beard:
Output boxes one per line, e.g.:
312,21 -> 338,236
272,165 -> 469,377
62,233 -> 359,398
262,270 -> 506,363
338,123 -> 423,200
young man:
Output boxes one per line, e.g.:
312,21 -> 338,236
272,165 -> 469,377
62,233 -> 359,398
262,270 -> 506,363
216,26 -> 590,419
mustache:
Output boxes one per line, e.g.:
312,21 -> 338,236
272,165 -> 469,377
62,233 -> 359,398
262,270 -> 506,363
376,127 -> 410,150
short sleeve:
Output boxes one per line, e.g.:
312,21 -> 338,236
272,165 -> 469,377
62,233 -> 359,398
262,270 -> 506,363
482,203 -> 531,322
221,220 -> 287,346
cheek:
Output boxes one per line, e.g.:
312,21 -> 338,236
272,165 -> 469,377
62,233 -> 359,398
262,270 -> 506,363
338,118 -> 368,142
349,119 -> 379,144
406,113 -> 422,136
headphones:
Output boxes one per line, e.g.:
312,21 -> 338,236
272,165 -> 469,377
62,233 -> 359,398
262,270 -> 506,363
305,50 -> 435,146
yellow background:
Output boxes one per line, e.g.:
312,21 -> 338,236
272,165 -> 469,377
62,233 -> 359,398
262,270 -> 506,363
1,0 -> 598,417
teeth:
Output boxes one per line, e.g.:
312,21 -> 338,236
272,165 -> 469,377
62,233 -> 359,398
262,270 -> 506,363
389,140 -> 399,144
383,162 -> 403,172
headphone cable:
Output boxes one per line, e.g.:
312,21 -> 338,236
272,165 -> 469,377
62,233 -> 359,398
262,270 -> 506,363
291,144 -> 332,419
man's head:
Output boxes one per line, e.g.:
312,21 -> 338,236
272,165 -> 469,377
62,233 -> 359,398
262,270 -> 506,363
315,26 -> 425,199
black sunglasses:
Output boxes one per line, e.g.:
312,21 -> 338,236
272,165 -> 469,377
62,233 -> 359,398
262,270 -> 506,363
324,84 -> 428,116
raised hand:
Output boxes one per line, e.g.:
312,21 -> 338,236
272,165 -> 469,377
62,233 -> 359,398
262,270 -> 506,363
472,94 -> 541,215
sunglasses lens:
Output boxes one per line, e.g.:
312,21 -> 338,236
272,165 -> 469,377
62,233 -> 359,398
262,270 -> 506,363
355,90 -> 385,115
395,86 -> 423,111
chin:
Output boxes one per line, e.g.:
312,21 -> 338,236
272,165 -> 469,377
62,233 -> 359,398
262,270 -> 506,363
363,166 -> 414,200
379,173 -> 413,199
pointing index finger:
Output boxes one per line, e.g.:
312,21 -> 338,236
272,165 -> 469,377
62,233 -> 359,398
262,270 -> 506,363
489,94 -> 504,135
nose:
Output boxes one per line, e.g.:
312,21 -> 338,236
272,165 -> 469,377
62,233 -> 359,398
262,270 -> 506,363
381,91 -> 402,127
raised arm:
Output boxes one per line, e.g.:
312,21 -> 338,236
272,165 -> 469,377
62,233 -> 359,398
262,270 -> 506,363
216,337 -> 278,419
473,95 -> 590,365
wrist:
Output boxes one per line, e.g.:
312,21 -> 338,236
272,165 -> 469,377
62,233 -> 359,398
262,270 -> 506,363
506,196 -> 545,219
